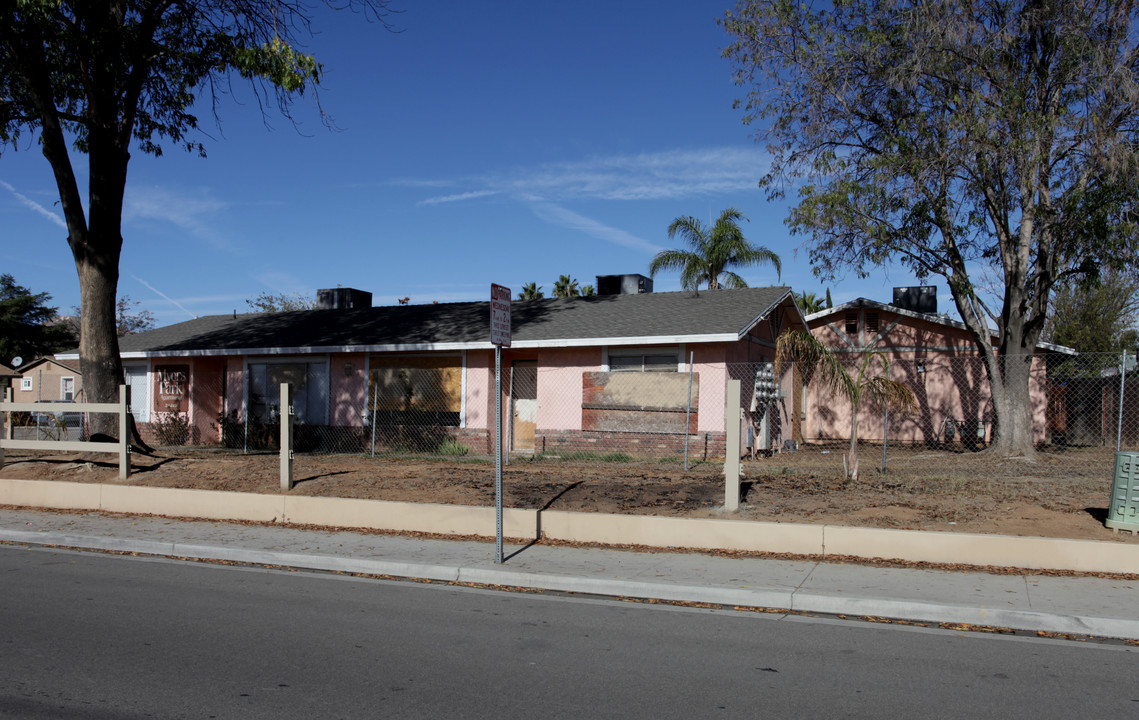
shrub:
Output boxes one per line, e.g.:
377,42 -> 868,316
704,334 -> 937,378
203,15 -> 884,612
152,412 -> 191,446
437,439 -> 469,456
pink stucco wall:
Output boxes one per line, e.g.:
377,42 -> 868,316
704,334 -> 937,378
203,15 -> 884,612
225,360 -> 244,421
807,308 -> 1051,444
692,345 -> 727,433
464,350 -> 492,431
188,358 -> 225,443
535,347 -> 601,431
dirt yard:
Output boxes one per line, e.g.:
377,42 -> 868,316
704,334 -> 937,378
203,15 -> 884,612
1,446 -> 1134,545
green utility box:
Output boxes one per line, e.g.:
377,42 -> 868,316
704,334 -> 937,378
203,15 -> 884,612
1107,452 -> 1139,534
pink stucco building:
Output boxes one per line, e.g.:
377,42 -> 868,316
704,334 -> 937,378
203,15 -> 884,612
803,292 -> 1074,447
61,283 -> 807,457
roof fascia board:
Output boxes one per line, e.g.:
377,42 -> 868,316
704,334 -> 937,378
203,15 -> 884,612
736,289 -> 795,339
806,298 -> 1076,355
103,333 -> 740,359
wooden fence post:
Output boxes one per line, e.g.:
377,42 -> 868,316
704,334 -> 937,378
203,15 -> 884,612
0,387 -> 7,471
119,384 -> 131,480
280,383 -> 294,490
724,378 -> 742,511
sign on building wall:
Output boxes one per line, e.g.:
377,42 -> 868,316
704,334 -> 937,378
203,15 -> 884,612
153,365 -> 189,413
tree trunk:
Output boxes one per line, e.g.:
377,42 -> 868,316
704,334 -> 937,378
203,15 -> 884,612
71,129 -> 131,442
75,250 -> 125,438
985,352 -> 1037,459
847,405 -> 860,482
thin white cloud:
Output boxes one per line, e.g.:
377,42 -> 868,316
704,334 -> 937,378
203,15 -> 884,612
404,146 -> 771,256
1,180 -> 67,229
418,190 -> 500,206
410,146 -> 770,205
124,185 -> 234,252
131,275 -> 198,320
528,202 -> 662,255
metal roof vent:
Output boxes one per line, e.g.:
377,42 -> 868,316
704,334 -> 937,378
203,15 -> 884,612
893,286 -> 936,314
596,274 -> 653,295
317,288 -> 372,310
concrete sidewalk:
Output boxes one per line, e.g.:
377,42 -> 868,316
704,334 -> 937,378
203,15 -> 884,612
1,507 -> 1137,642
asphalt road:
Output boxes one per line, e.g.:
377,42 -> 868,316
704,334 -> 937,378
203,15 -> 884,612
2,545 -> 1137,719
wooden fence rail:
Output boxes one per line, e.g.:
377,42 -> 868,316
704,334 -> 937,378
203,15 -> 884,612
1,385 -> 132,480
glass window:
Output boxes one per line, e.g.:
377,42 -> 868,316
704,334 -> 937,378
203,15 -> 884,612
248,361 -> 329,425
608,348 -> 679,372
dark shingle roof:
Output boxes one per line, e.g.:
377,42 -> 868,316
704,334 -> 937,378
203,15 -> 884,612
113,287 -> 794,356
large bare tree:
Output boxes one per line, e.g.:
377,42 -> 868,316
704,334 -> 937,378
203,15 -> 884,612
722,0 -> 1139,457
0,0 -> 393,440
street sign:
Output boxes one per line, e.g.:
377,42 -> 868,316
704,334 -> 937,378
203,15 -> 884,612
490,284 -> 511,347
490,283 -> 512,563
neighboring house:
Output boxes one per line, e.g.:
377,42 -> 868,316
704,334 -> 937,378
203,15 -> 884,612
804,289 -> 1075,447
56,281 -> 807,456
12,357 -> 82,404
0,364 -> 18,396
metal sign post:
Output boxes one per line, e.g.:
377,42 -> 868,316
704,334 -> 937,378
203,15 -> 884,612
490,284 -> 511,564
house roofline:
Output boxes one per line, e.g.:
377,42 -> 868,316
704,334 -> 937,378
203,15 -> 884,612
57,333 -> 744,361
736,288 -> 805,339
806,297 -> 1077,355
12,356 -> 82,374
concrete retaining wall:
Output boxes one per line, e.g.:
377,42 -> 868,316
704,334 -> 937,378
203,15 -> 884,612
2,477 -> 1137,574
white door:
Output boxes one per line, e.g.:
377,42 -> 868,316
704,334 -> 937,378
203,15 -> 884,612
125,365 -> 150,422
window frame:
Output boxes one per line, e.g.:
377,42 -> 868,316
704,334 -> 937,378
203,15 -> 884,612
603,346 -> 682,373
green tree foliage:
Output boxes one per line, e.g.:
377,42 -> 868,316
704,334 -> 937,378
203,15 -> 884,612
115,297 -> 156,336
1045,270 -> 1139,354
0,0 -> 393,437
722,0 -> 1139,458
796,290 -> 826,315
649,207 -> 781,292
246,291 -> 317,313
0,274 -> 76,364
580,284 -> 596,297
552,275 -> 580,298
776,329 -> 916,482
517,282 -> 544,301
69,295 -> 157,337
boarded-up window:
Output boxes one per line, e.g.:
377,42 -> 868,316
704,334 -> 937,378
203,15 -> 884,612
582,371 -> 698,433
368,355 -> 462,426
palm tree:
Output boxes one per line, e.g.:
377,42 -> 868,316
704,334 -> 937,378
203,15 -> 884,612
648,207 -> 781,292
776,329 -> 916,482
552,274 -> 580,298
796,290 -> 826,314
518,282 -> 544,301
580,285 -> 596,297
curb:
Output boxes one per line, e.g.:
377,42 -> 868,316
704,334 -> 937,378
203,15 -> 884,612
4,528 -> 1138,642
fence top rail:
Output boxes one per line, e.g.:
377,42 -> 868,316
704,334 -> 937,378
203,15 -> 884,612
0,400 -> 123,414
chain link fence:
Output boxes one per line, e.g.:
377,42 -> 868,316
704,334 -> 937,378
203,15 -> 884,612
732,351 -> 1138,482
7,351 -> 1135,483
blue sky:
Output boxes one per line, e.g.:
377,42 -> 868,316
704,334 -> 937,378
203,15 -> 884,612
1,0 -> 925,327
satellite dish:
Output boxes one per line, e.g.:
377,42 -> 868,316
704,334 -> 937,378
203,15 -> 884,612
11,357 -> 22,368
